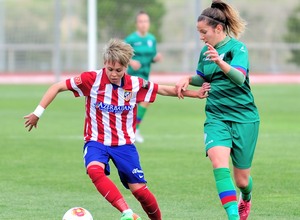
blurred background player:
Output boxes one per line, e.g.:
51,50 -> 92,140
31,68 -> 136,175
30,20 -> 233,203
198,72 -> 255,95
24,39 -> 210,220
125,11 -> 162,143
176,1 -> 260,220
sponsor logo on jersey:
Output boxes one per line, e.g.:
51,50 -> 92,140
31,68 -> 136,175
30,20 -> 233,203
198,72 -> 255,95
204,53 -> 225,61
74,76 -> 82,85
94,102 -> 134,113
204,54 -> 211,61
124,90 -> 132,101
134,41 -> 142,46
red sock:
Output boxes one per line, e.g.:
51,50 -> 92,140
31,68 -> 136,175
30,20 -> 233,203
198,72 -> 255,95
87,165 -> 129,212
133,185 -> 162,220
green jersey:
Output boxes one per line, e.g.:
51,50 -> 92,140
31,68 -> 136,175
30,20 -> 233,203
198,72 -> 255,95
125,32 -> 157,80
197,37 -> 259,123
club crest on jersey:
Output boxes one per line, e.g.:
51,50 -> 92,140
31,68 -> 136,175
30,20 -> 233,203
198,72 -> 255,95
124,90 -> 132,101
147,40 -> 153,47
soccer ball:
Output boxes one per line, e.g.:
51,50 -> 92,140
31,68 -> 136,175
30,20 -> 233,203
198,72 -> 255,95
62,207 -> 93,220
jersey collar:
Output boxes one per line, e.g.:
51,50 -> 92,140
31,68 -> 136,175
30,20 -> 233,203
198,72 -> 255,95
215,36 -> 231,49
102,68 -> 125,89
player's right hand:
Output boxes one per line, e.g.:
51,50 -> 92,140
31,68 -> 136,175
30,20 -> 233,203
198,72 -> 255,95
24,113 -> 39,131
175,76 -> 190,99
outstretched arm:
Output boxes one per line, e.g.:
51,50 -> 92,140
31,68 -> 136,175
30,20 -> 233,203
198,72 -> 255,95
175,75 -> 206,99
157,83 -> 210,99
24,81 -> 68,131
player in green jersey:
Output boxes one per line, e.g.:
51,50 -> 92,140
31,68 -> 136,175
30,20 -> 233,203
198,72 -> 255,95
125,11 -> 162,143
176,1 -> 259,220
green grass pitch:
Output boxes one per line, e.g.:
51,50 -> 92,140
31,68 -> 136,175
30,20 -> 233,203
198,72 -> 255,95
1,84 -> 300,219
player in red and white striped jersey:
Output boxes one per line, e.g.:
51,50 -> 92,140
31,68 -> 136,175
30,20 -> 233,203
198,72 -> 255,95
65,68 -> 158,146
24,39 -> 210,220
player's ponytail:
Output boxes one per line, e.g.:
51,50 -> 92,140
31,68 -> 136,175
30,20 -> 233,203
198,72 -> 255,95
198,0 -> 246,39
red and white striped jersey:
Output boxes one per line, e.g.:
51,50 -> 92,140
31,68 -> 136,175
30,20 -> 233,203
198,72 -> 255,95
66,68 -> 158,146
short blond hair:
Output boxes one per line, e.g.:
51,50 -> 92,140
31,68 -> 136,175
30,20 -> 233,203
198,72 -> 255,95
103,38 -> 134,67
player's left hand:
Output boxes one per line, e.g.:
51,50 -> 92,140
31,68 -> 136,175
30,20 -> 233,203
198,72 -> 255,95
24,113 -> 40,131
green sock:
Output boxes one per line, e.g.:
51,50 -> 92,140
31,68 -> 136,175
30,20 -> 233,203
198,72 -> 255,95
226,205 -> 239,220
213,168 -> 238,218
136,105 -> 147,129
240,176 -> 253,201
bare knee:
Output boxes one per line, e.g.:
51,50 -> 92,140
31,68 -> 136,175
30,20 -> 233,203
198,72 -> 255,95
235,178 -> 249,188
234,167 -> 250,188
207,146 -> 231,168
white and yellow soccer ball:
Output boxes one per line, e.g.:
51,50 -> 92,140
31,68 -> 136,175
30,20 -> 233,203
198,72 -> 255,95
62,207 -> 93,220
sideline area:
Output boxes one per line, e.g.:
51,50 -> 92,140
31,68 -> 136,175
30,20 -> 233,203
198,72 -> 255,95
0,73 -> 300,84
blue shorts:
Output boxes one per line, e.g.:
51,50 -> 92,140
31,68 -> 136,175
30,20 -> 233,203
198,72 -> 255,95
83,141 -> 146,189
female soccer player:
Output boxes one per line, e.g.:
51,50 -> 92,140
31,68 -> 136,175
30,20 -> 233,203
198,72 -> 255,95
125,11 -> 162,143
176,1 -> 259,220
24,39 -> 210,220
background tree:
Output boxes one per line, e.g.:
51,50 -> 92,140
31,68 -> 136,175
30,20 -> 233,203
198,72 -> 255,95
97,0 -> 165,42
284,4 -> 300,66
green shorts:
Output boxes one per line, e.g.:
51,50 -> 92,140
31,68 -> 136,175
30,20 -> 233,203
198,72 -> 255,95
204,120 -> 260,169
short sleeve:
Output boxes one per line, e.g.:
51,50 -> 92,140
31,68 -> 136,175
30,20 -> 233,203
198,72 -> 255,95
66,71 -> 96,97
230,43 -> 249,76
136,79 -> 158,103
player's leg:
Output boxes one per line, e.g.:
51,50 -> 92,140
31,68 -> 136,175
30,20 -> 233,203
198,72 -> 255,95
136,102 -> 150,143
207,147 -> 239,220
234,168 -> 252,220
205,120 -> 239,220
111,144 -> 161,220
83,141 -> 133,215
129,183 -> 162,220
231,121 -> 259,220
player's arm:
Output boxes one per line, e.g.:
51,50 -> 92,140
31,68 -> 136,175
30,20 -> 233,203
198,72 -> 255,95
129,59 -> 141,71
175,75 -> 205,99
24,81 -> 68,131
205,43 -> 245,86
153,52 -> 162,63
157,83 -> 210,99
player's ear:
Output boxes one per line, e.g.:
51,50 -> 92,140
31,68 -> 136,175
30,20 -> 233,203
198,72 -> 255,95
215,24 -> 223,33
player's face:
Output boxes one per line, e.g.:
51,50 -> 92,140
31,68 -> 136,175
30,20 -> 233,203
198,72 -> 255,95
197,20 -> 220,47
105,61 -> 126,85
136,14 -> 150,35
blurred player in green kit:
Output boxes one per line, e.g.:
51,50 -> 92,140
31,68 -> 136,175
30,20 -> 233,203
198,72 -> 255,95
125,11 -> 162,143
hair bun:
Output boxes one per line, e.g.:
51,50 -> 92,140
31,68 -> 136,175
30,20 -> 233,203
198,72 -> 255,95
211,1 -> 217,8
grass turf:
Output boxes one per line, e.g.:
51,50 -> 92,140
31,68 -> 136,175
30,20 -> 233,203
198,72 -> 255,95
1,84 -> 300,219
